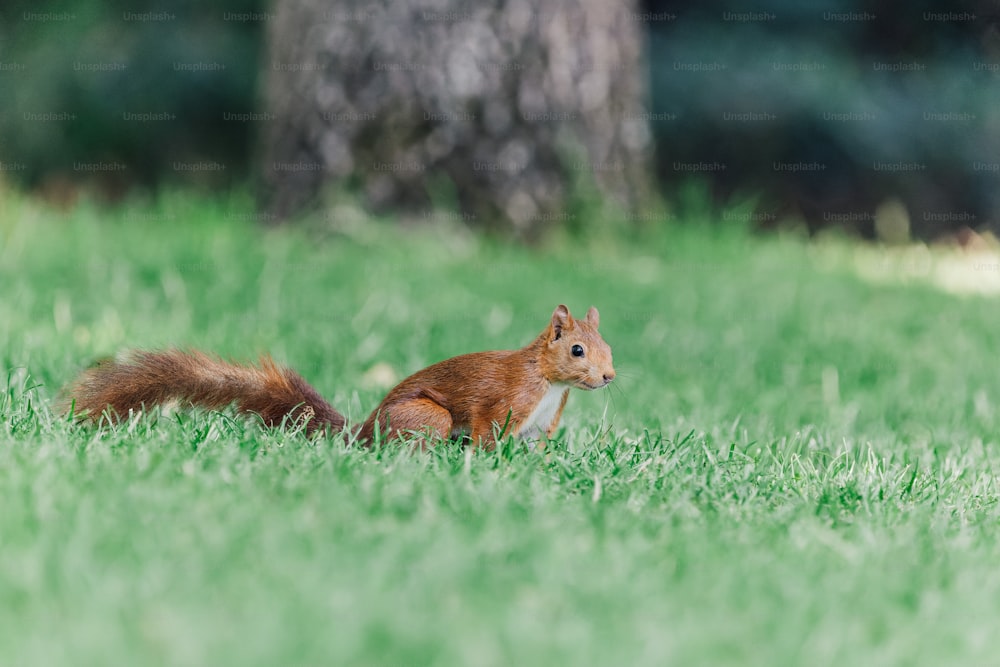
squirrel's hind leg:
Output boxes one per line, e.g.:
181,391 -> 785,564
377,398 -> 453,446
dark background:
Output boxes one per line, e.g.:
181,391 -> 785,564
1,0 -> 998,239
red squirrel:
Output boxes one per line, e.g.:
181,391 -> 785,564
66,304 -> 615,446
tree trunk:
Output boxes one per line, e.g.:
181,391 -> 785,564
259,0 -> 653,236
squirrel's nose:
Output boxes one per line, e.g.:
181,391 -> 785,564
603,371 -> 615,384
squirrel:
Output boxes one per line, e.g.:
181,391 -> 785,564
66,304 -> 615,447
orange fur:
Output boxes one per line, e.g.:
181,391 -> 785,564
65,305 -> 615,447
65,350 -> 344,435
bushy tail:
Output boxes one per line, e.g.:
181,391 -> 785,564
65,349 -> 345,435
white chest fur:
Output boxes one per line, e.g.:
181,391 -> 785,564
518,383 -> 570,439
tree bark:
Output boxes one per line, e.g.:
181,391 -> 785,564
259,0 -> 653,236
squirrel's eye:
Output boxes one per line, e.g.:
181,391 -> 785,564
571,344 -> 585,357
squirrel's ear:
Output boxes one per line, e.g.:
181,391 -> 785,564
551,304 -> 571,341
585,306 -> 599,329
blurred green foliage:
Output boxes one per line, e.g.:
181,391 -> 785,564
0,0 -> 265,193
2,0 -> 998,239
646,0 -> 1000,237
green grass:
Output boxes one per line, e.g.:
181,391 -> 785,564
2,189 -> 1000,666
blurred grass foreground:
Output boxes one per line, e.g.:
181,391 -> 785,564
3,189 -> 1000,665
